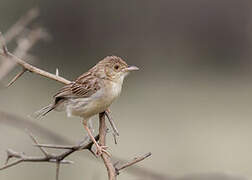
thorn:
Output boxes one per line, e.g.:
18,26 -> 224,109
55,68 -> 59,76
113,133 -> 118,145
113,161 -> 120,167
5,151 -> 11,165
6,68 -> 27,87
61,160 -> 74,164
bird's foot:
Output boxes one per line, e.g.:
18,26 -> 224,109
95,145 -> 111,157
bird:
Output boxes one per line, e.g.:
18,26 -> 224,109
34,56 -> 139,155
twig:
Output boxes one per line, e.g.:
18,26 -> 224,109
0,131 -> 98,175
0,111 -> 158,179
26,130 -> 49,157
34,144 -> 76,150
0,28 -> 48,81
105,110 -> 119,145
114,152 -> 152,175
0,32 -> 71,85
105,110 -> 119,136
99,113 -> 151,180
6,68 -> 26,87
0,148 -> 72,172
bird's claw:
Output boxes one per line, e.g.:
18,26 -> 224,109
95,145 -> 111,157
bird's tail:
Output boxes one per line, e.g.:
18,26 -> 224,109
30,104 -> 54,120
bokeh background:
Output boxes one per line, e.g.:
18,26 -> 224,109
1,0 -> 252,180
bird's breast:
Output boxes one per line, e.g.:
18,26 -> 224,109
64,81 -> 122,118
107,81 -> 122,99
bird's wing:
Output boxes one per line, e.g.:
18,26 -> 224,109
54,72 -> 101,101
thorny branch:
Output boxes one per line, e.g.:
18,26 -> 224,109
114,152 -> 152,175
0,131 -> 98,180
0,32 -> 71,85
100,112 -> 151,180
0,125 -> 150,180
0,111 -> 161,180
4,28 -> 49,86
99,112 -> 117,180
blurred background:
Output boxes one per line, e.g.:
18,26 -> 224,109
1,0 -> 252,179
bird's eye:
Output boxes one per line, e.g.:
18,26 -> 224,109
114,65 -> 119,70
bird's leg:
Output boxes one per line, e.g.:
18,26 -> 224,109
82,120 -> 110,157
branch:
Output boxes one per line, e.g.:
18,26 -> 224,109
99,112 -> 151,180
0,28 -> 48,83
114,152 -> 152,175
0,32 -> 71,85
99,112 -> 117,180
0,111 -> 159,179
0,130 -> 99,180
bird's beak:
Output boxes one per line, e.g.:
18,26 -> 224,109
125,65 -> 139,72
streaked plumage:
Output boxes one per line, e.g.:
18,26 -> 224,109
34,55 -> 139,156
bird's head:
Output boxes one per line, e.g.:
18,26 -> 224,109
94,56 -> 139,83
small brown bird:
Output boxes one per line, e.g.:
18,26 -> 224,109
35,56 -> 139,155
